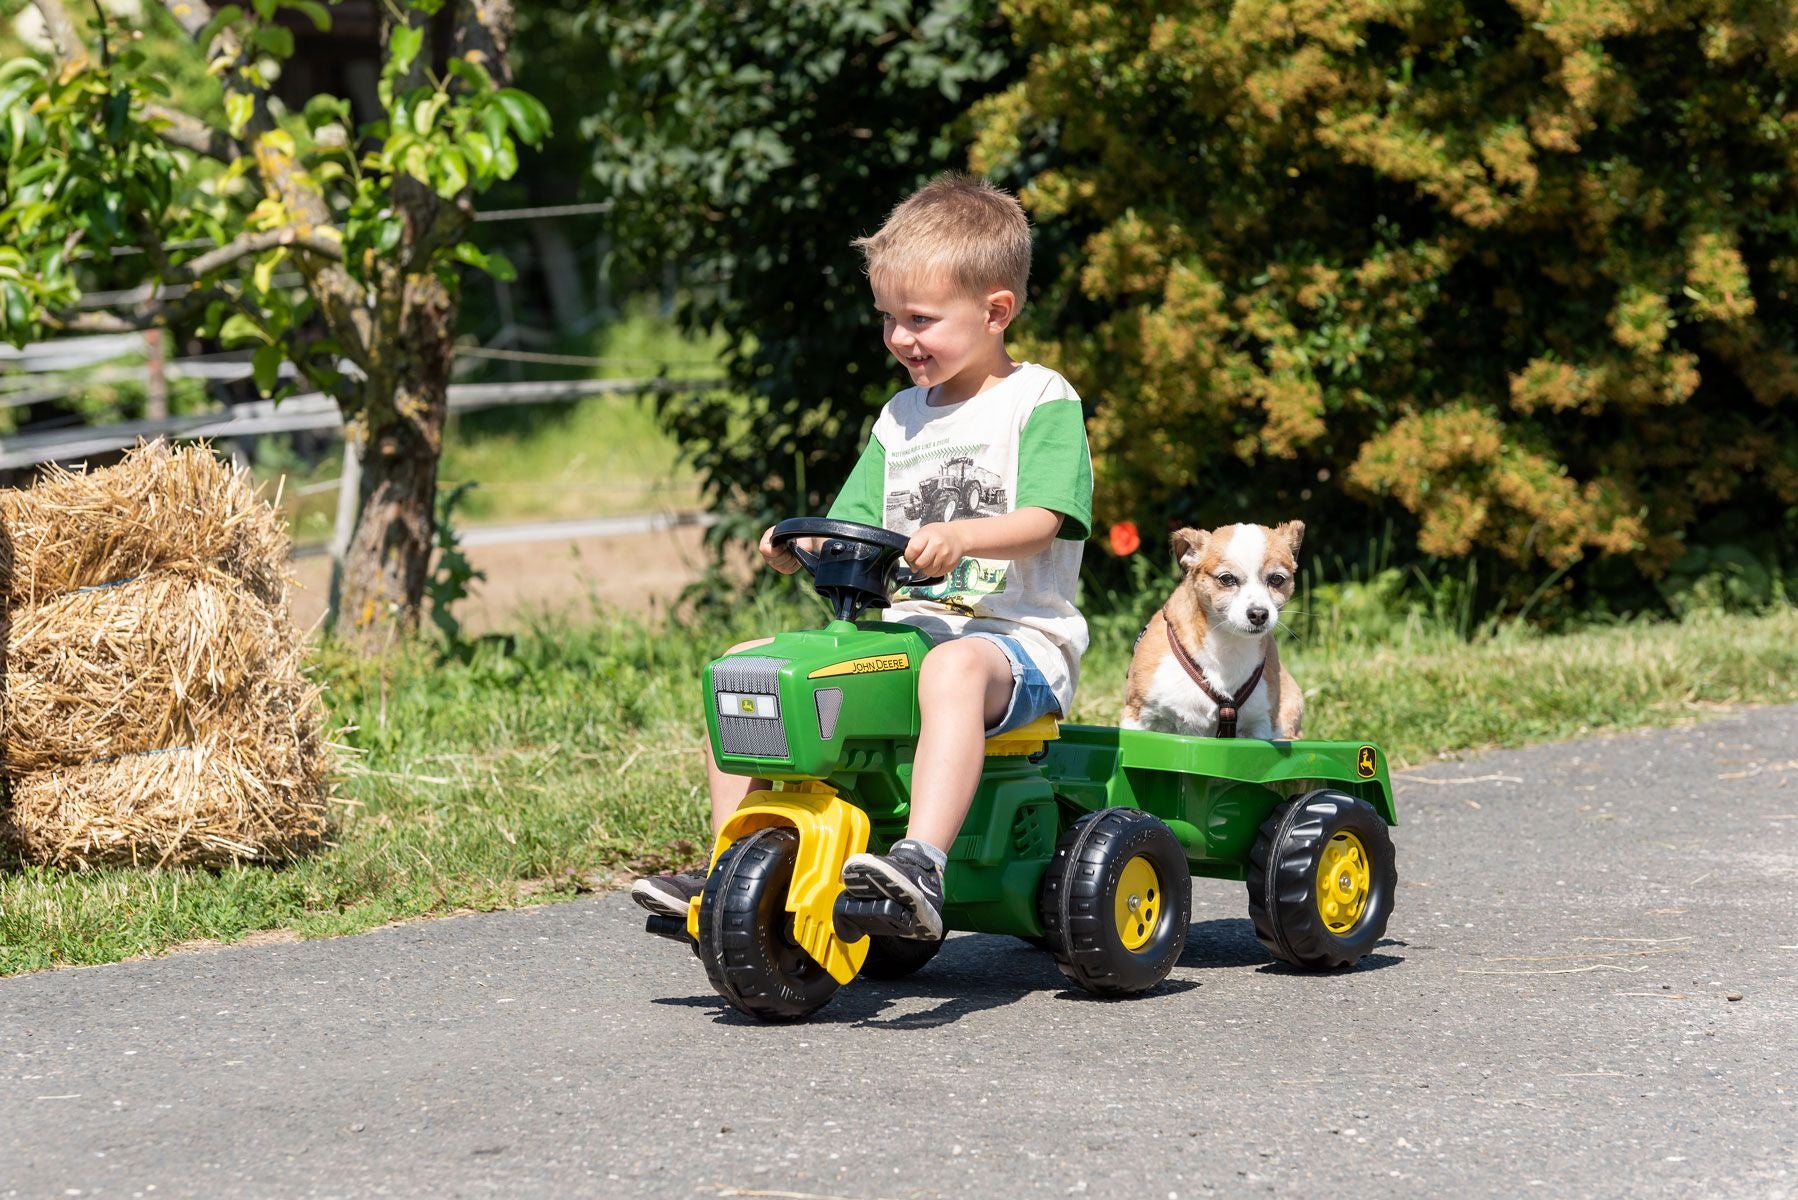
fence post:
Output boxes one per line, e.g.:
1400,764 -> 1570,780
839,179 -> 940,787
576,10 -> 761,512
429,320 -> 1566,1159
326,436 -> 362,626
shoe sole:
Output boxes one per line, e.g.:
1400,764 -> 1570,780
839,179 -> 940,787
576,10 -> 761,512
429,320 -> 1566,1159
630,879 -> 696,919
840,855 -> 945,941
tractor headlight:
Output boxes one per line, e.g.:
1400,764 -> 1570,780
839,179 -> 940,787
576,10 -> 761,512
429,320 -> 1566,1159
713,655 -> 789,758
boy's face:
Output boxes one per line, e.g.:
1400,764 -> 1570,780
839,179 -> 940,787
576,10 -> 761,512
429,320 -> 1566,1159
871,273 -> 1015,398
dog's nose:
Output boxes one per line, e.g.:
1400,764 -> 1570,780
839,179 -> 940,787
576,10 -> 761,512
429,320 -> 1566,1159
1247,604 -> 1269,627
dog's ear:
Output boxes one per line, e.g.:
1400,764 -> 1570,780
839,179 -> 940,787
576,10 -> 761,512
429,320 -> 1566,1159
1171,527 -> 1208,571
1274,520 -> 1305,557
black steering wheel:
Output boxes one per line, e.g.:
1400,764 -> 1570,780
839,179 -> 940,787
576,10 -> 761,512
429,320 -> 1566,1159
769,517 -> 945,622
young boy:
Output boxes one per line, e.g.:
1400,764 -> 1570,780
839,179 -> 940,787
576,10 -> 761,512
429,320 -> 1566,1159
632,173 -> 1091,940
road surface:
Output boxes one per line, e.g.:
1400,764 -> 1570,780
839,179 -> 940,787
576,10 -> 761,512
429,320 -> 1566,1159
4,707 -> 1795,1198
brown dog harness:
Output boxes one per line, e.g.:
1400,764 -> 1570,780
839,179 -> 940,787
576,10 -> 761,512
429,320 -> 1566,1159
1161,606 -> 1267,738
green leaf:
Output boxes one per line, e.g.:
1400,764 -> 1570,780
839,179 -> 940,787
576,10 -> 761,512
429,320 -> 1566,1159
251,247 -> 285,294
252,24 -> 295,59
388,24 -> 424,76
1,280 -> 30,334
412,92 -> 446,136
251,0 -> 276,19
218,312 -> 266,346
446,57 -> 493,93
432,146 -> 468,198
252,342 -> 282,395
449,242 -> 515,281
373,217 -> 402,254
226,91 -> 255,139
460,129 -> 496,178
492,88 -> 550,144
196,4 -> 243,51
285,0 -> 331,30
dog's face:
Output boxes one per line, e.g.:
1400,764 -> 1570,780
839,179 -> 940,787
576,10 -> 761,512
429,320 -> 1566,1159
1171,521 -> 1304,637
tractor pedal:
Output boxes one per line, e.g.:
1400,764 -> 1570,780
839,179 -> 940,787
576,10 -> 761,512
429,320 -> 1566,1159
834,896 -> 921,942
644,913 -> 697,948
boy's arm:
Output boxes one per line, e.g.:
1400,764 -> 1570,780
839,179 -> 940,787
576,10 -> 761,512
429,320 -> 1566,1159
904,507 -> 1063,577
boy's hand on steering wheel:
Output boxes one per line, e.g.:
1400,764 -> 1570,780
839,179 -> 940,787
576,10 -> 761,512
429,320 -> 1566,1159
759,525 -> 803,574
904,522 -> 969,578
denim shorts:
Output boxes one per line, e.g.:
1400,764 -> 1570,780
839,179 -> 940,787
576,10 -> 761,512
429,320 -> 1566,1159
960,632 -> 1062,737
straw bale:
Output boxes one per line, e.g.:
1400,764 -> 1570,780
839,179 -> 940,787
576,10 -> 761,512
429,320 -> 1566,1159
3,569 -> 290,775
0,440 -> 289,610
2,678 -> 333,868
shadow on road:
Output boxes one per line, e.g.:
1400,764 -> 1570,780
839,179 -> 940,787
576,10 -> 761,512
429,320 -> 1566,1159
653,922 -> 1406,1025
1178,918 -> 1405,976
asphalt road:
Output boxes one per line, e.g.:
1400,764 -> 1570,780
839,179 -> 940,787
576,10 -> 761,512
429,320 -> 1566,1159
4,707 -> 1796,1199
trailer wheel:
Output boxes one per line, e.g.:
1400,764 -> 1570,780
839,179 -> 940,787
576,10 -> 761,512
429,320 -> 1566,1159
1038,808 -> 1190,996
859,933 -> 943,980
697,827 -> 841,1022
1247,790 -> 1396,970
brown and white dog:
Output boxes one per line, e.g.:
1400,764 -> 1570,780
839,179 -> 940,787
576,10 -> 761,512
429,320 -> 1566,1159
1120,521 -> 1305,739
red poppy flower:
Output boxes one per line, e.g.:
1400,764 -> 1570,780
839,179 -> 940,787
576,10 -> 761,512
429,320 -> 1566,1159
1108,521 -> 1141,556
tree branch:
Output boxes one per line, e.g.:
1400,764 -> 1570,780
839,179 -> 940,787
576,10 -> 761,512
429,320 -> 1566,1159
454,0 -> 515,87
174,226 -> 342,280
140,102 -> 241,162
47,286 -> 224,333
31,0 -> 92,70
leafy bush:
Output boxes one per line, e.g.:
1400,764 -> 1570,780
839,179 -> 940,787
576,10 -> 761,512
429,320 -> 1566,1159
582,0 -> 1019,541
969,0 -> 1797,607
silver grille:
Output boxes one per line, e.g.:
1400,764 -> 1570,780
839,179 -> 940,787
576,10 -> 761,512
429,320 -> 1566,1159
815,688 -> 844,741
714,655 -> 788,758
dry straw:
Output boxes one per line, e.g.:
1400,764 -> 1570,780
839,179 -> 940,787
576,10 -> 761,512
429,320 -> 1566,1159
3,680 -> 332,868
1,440 -> 333,868
4,569 -> 287,775
0,439 -> 288,610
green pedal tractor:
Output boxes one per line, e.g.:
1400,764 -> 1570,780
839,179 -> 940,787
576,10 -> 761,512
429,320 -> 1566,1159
644,518 -> 1398,1021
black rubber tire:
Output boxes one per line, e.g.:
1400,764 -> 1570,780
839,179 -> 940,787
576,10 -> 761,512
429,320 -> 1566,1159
696,827 -> 841,1022
1247,789 -> 1397,970
1038,808 -> 1191,996
859,933 -> 943,980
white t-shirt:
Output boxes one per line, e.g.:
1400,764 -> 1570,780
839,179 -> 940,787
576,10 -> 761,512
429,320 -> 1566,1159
827,362 -> 1092,714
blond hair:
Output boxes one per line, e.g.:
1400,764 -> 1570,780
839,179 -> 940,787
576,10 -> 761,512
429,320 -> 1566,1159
854,173 -> 1030,305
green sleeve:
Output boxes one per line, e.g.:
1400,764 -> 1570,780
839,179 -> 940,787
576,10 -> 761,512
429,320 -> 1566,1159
827,434 -> 886,526
1015,397 -> 1093,541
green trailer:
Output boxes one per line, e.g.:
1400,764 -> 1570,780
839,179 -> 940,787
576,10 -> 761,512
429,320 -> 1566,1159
649,519 -> 1398,1021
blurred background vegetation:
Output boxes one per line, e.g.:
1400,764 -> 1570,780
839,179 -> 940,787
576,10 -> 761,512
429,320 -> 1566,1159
6,0 -> 1795,628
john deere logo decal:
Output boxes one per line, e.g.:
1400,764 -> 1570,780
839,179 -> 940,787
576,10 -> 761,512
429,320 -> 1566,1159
808,654 -> 910,679
1356,746 -> 1378,779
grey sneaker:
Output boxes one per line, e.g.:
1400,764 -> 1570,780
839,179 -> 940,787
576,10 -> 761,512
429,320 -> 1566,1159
631,868 -> 706,918
841,839 -> 946,941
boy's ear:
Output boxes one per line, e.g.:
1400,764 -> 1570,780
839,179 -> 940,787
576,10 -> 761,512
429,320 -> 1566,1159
1172,527 -> 1208,571
985,288 -> 1018,332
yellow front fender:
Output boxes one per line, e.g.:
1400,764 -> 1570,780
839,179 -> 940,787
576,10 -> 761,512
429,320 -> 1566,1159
685,782 -> 872,984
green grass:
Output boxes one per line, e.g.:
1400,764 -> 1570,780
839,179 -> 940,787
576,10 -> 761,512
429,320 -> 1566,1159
261,309 -> 726,545
6,589 -> 1798,975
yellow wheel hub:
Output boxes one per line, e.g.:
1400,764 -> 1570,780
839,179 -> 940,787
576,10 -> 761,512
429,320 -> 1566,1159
1316,831 -> 1371,934
1113,856 -> 1163,951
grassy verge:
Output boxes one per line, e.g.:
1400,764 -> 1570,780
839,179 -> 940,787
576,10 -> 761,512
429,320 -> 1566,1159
5,596 -> 1797,975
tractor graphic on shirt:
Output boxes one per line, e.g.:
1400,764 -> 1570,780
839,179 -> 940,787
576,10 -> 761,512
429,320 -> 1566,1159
902,456 -> 1007,525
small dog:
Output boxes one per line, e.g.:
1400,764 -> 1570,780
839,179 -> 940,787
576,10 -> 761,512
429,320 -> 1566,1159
1121,521 -> 1304,739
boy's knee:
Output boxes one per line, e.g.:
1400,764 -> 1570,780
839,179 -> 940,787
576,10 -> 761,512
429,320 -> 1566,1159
919,638 -> 1008,692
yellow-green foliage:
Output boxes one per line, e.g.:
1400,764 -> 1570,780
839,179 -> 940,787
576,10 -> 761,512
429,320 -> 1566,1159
974,0 -> 1798,583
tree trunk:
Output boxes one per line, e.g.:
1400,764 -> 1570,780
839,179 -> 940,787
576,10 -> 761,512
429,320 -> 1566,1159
332,272 -> 457,653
